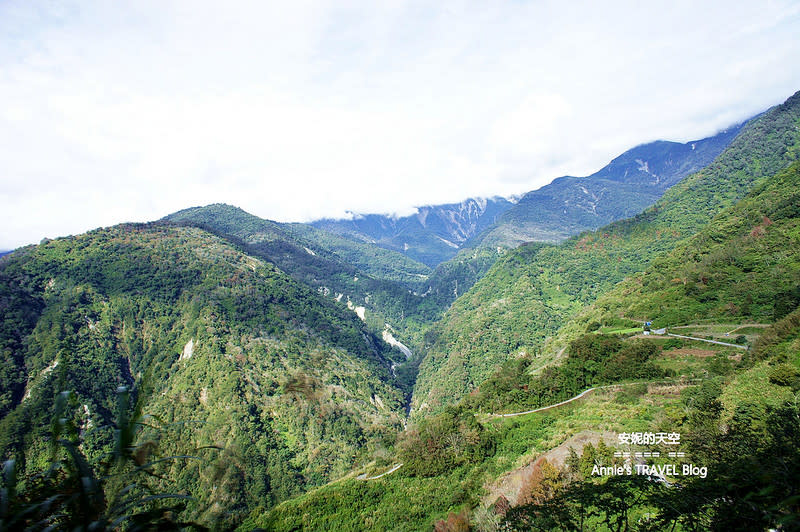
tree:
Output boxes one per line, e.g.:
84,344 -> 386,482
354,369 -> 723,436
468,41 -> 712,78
518,457 -> 563,506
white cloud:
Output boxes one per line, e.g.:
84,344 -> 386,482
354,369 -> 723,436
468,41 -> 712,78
1,0 -> 800,248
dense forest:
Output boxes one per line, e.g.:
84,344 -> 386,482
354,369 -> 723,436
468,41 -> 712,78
0,225 -> 408,528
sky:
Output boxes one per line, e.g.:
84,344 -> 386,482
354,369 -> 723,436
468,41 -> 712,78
2,1 -> 800,249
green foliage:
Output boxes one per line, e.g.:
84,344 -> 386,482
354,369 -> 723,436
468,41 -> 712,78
241,90 -> 800,529
247,397 -> 621,531
673,400 -> 800,530
464,335 -> 666,414
164,204 -> 447,402
661,337 -> 683,350
166,203 -> 435,332
398,407 -> 495,477
0,388 -> 206,531
504,474 -> 664,532
751,306 -> 800,362
0,224 -> 408,528
568,160 -> 800,337
612,382 -> 649,405
705,353 -> 735,376
3,92 -> 800,530
774,286 -> 800,320
585,320 -> 601,332
287,222 -> 432,288
414,246 -> 507,318
499,387 -> 800,531
768,363 -> 800,389
0,272 -> 42,418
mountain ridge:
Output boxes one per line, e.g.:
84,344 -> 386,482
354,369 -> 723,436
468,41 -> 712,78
2,88 -> 798,530
471,121 -> 749,249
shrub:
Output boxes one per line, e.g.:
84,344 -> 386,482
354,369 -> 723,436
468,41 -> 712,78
0,388 -> 208,530
768,364 -> 800,389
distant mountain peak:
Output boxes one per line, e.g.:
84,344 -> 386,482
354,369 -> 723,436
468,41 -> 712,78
473,117 -> 752,249
311,196 -> 515,266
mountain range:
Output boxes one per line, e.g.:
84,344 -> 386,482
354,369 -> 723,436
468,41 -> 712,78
311,121 -> 748,267
1,90 -> 799,531
411,91 -> 800,418
478,122 -> 747,248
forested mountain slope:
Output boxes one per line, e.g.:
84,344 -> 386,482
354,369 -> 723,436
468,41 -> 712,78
166,204 -> 431,290
556,160 -> 800,344
468,158 -> 800,414
0,223 -> 407,528
286,222 -> 431,287
2,84 -> 796,531
453,160 -> 800,531
164,205 -> 435,359
411,90 -> 800,418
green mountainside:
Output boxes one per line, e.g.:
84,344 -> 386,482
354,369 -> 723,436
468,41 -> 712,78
249,312 -> 800,531
0,224 -> 407,527
165,203 -> 431,291
558,160 -> 800,343
415,246 -> 507,312
411,90 -> 800,418
467,159 -> 800,415
409,120 -> 750,316
452,160 -> 800,530
163,205 -> 440,335
286,222 -> 431,287
163,204 -> 437,393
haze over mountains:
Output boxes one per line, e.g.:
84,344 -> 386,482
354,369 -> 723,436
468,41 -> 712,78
1,90 -> 799,530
